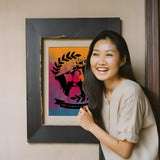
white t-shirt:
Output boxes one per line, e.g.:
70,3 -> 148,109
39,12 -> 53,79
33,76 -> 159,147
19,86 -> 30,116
101,79 -> 159,160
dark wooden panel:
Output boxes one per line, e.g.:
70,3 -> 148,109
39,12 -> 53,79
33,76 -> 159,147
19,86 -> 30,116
145,0 -> 160,121
145,0 -> 160,157
26,20 -> 41,139
27,126 -> 99,143
27,18 -> 121,38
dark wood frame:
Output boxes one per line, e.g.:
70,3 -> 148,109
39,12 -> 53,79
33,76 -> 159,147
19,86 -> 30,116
145,0 -> 160,133
146,0 -> 160,156
26,18 -> 120,160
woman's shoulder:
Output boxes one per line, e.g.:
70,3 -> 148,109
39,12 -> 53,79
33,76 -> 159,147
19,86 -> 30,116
119,79 -> 144,98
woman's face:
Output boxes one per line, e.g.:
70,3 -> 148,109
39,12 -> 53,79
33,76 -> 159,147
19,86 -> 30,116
90,38 -> 125,83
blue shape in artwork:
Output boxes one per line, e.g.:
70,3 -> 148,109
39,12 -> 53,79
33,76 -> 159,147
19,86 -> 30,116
49,107 -> 79,116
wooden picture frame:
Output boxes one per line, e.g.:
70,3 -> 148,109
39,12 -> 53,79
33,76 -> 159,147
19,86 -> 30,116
26,18 -> 120,160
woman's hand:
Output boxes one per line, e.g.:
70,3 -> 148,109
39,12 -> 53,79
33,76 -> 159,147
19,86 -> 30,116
77,106 -> 95,131
78,107 -> 133,159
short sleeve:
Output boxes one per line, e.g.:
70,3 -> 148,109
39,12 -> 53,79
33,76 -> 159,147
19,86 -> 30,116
116,93 -> 144,143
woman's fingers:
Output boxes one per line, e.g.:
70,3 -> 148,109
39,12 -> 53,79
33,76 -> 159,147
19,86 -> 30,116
78,106 -> 92,118
85,106 -> 91,114
78,108 -> 85,119
79,107 -> 83,113
83,106 -> 89,112
83,106 -> 92,116
78,108 -> 84,115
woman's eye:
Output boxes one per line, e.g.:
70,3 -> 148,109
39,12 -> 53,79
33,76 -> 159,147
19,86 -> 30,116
106,54 -> 113,57
92,53 -> 99,56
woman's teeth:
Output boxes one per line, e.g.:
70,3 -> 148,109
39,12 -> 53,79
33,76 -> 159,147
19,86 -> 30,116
97,68 -> 108,72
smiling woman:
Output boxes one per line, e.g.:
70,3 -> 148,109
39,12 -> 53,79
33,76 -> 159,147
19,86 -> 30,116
77,30 -> 159,160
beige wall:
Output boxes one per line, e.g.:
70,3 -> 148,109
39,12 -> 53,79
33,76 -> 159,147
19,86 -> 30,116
0,0 -> 145,160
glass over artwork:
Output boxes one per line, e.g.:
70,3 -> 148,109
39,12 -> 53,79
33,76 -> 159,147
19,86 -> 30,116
49,47 -> 89,116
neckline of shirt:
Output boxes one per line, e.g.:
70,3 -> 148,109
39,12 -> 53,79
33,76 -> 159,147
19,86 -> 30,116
103,79 -> 130,103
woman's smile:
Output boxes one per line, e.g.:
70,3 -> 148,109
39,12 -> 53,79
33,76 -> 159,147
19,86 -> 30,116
97,67 -> 109,73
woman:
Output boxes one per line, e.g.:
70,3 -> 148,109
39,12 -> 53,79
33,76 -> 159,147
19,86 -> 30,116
77,30 -> 159,159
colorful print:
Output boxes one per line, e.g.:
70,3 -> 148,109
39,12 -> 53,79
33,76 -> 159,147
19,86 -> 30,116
49,47 -> 89,116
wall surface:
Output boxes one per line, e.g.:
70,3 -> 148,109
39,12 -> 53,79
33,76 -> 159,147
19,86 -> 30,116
0,0 -> 145,160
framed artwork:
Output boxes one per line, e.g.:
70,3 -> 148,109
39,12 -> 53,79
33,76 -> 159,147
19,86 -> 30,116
26,18 -> 120,160
49,46 -> 88,116
43,38 -> 92,126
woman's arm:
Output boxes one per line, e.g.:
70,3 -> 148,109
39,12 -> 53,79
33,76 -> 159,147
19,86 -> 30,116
77,106 -> 133,159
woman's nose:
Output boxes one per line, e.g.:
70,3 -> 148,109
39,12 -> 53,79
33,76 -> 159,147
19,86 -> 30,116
98,55 -> 106,65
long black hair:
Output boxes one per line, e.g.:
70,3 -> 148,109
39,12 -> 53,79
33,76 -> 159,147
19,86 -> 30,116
83,30 -> 136,128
